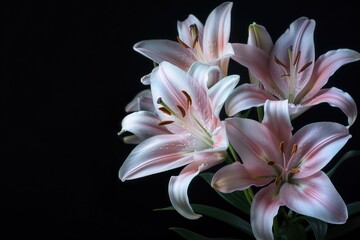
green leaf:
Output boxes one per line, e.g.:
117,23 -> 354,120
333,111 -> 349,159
199,172 -> 251,215
277,222 -> 307,240
191,204 -> 253,237
326,216 -> 360,239
327,150 -> 360,178
155,204 -> 253,237
170,227 -> 243,240
347,201 -> 360,216
302,216 -> 327,240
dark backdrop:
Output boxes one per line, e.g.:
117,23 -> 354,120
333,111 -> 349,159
3,1 -> 360,239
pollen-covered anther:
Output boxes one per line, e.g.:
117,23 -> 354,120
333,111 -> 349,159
177,105 -> 186,117
290,168 -> 300,174
291,143 -> 298,155
158,107 -> 171,115
158,120 -> 174,126
181,90 -> 192,107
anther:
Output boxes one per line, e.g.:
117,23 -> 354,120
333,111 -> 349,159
291,144 -> 298,155
275,176 -> 282,185
267,160 -> 275,166
158,120 -> 174,126
293,51 -> 301,65
177,105 -> 186,117
290,168 -> 300,174
158,107 -> 171,115
298,61 -> 313,73
279,141 -> 285,153
274,55 -> 288,68
182,90 -> 192,107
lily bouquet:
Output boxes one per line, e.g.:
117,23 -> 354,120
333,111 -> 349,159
118,2 -> 360,239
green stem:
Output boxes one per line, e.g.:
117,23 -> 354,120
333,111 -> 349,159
257,106 -> 264,122
244,187 -> 254,205
228,143 -> 240,162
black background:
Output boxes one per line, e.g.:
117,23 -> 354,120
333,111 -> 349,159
3,1 -> 360,239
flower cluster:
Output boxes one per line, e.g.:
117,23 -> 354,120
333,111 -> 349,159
118,2 -> 360,239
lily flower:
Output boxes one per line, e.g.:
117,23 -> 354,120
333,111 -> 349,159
119,61 -> 239,219
211,99 -> 351,240
133,1 -> 234,84
227,16 -> 360,127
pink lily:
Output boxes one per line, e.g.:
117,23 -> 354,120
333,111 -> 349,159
227,16 -> 360,127
133,1 -> 234,84
119,61 -> 239,219
211,99 -> 351,240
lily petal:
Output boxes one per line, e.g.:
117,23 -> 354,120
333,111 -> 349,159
177,14 -> 204,49
125,89 -> 154,112
251,184 -> 284,240
133,39 -> 196,70
208,74 -> 240,117
225,117 -> 283,167
248,22 -> 273,54
203,1 -> 233,61
281,171 -> 348,224
119,111 -> 170,140
302,49 -> 360,101
225,83 -> 276,117
169,155 -> 222,220
288,121 -> 350,177
211,161 -> 273,192
303,87 -> 358,127
231,43 -> 279,96
270,17 -> 315,98
118,134 -> 196,181
262,99 -> 293,144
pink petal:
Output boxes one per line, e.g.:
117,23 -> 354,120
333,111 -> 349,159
248,22 -> 273,53
270,17 -> 315,99
225,83 -> 276,117
231,43 -> 280,97
225,117 -> 283,167
211,162 -> 273,192
288,121 -> 350,178
177,14 -> 204,49
302,49 -> 360,101
262,100 -> 293,144
119,111 -> 170,140
251,184 -> 284,240
125,89 -> 154,112
118,134 -> 196,181
169,156 -> 222,220
281,171 -> 348,224
302,87 -> 358,128
133,39 -> 196,70
208,74 -> 240,117
188,61 -> 222,89
203,2 -> 233,61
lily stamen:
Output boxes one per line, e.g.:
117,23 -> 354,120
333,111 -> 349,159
298,61 -> 313,73
177,105 -> 186,117
182,90 -> 192,107
158,120 -> 174,126
274,55 -> 288,68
